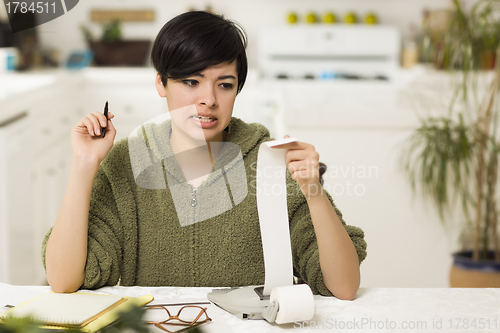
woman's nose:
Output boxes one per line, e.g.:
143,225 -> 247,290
199,86 -> 217,107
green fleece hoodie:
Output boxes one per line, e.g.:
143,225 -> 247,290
42,117 -> 366,296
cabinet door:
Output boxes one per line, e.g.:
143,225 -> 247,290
0,114 -> 34,285
0,81 -> 79,285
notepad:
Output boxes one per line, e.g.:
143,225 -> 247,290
0,292 -> 125,327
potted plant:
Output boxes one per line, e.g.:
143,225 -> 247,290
400,0 -> 500,287
81,19 -> 151,66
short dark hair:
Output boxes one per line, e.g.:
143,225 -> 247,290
151,11 -> 248,94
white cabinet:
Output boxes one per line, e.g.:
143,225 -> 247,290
0,74 -> 81,285
0,113 -> 33,284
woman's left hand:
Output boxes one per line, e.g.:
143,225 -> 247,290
272,135 -> 322,200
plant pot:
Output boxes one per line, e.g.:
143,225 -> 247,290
90,40 -> 151,66
480,50 -> 497,70
449,251 -> 500,287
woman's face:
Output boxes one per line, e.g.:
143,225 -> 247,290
155,61 -> 238,143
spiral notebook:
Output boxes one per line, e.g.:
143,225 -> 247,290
0,291 -> 152,331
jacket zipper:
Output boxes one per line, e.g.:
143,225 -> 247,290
190,187 -> 197,207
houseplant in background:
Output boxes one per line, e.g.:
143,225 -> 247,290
400,0 -> 500,287
81,19 -> 151,66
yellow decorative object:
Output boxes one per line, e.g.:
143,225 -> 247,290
364,12 -> 378,25
287,12 -> 298,24
90,10 -> 155,22
324,12 -> 336,24
344,12 -> 358,24
305,12 -> 318,24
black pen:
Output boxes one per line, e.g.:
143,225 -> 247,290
102,101 -> 108,138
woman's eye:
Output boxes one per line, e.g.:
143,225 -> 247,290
182,80 -> 199,87
220,83 -> 234,90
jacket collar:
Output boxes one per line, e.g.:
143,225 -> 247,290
136,116 -> 271,185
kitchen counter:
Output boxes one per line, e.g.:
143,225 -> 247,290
0,71 -> 56,101
0,70 -> 80,126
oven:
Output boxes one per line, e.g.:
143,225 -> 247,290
257,25 -> 414,131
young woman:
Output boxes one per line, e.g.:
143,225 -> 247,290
43,11 -> 366,300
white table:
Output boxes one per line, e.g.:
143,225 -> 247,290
1,283 -> 499,332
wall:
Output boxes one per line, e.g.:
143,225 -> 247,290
0,4 -> 7,21
35,0 -> 478,68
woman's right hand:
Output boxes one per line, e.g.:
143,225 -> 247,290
71,111 -> 116,166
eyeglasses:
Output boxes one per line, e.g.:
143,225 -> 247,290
144,305 -> 212,333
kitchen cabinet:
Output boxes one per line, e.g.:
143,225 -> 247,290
0,113 -> 33,285
0,73 -> 82,285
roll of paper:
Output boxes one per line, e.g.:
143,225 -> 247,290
256,137 -> 297,295
271,284 -> 315,324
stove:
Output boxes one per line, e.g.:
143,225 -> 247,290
258,25 -> 400,81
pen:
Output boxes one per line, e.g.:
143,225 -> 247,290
102,101 -> 108,138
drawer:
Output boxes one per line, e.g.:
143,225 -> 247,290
30,105 -> 79,156
84,86 -> 165,115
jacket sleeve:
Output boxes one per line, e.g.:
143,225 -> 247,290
41,148 -> 130,290
287,174 -> 367,297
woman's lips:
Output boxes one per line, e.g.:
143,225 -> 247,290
190,115 -> 218,128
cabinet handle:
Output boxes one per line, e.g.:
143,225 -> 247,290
0,111 -> 28,128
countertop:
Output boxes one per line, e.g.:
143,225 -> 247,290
0,69 -> 79,126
